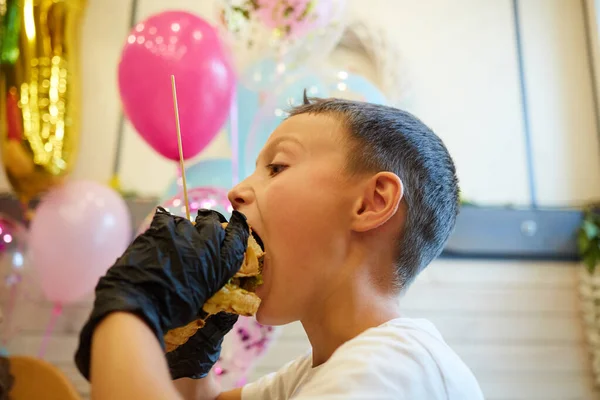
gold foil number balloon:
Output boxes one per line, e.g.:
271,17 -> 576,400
0,0 -> 85,204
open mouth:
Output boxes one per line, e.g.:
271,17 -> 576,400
250,229 -> 265,275
228,227 -> 265,292
251,230 -> 265,252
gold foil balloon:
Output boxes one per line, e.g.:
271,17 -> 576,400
0,0 -> 86,205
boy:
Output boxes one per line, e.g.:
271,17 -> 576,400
75,97 -> 484,399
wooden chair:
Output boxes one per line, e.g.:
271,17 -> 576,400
8,356 -> 80,400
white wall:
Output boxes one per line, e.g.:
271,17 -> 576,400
2,0 -> 600,399
2,0 -> 599,205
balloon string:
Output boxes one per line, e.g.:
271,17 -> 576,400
38,304 -> 62,359
110,0 -> 139,188
230,86 -> 239,186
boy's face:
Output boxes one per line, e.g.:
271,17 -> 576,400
229,113 -> 360,325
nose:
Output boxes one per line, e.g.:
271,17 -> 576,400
228,180 -> 254,210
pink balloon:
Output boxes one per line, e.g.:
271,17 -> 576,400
119,11 -> 236,161
137,186 -> 232,235
29,181 -> 132,304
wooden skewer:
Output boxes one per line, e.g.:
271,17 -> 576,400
170,75 -> 191,221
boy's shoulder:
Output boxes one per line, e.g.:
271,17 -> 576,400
244,318 -> 484,400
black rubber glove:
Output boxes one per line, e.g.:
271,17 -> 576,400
74,207 -> 249,381
166,311 -> 238,380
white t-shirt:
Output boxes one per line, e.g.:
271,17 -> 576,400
242,318 -> 484,399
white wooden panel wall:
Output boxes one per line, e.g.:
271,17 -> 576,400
1,260 -> 595,400
2,1 -> 600,399
249,260 -> 596,400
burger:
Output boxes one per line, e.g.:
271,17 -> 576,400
163,224 -> 264,352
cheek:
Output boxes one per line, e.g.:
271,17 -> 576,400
264,170 -> 344,239
265,183 -> 334,267
257,170 -> 349,321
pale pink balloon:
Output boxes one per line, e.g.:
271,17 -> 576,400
119,11 -> 236,161
29,181 -> 132,304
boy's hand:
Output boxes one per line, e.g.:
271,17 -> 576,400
167,312 -> 238,380
74,207 -> 249,380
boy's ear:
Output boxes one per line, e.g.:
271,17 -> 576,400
351,172 -> 403,232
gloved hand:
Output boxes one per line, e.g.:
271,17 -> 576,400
166,311 -> 238,380
74,207 -> 249,380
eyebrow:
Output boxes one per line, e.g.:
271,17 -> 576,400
255,136 -> 304,167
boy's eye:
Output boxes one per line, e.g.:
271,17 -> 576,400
266,163 -> 287,176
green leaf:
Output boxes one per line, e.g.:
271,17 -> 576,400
578,230 -> 591,253
585,253 -> 597,274
583,220 -> 599,239
587,242 -> 600,273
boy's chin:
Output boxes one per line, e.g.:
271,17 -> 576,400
255,301 -> 297,327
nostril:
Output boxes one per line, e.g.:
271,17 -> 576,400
228,184 -> 251,207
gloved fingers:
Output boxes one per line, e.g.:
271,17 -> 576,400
220,211 -> 250,278
167,347 -> 222,380
195,209 -> 227,226
207,312 -> 239,334
143,207 -> 200,256
148,207 -> 176,230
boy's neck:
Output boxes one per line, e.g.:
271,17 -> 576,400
300,265 -> 402,367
